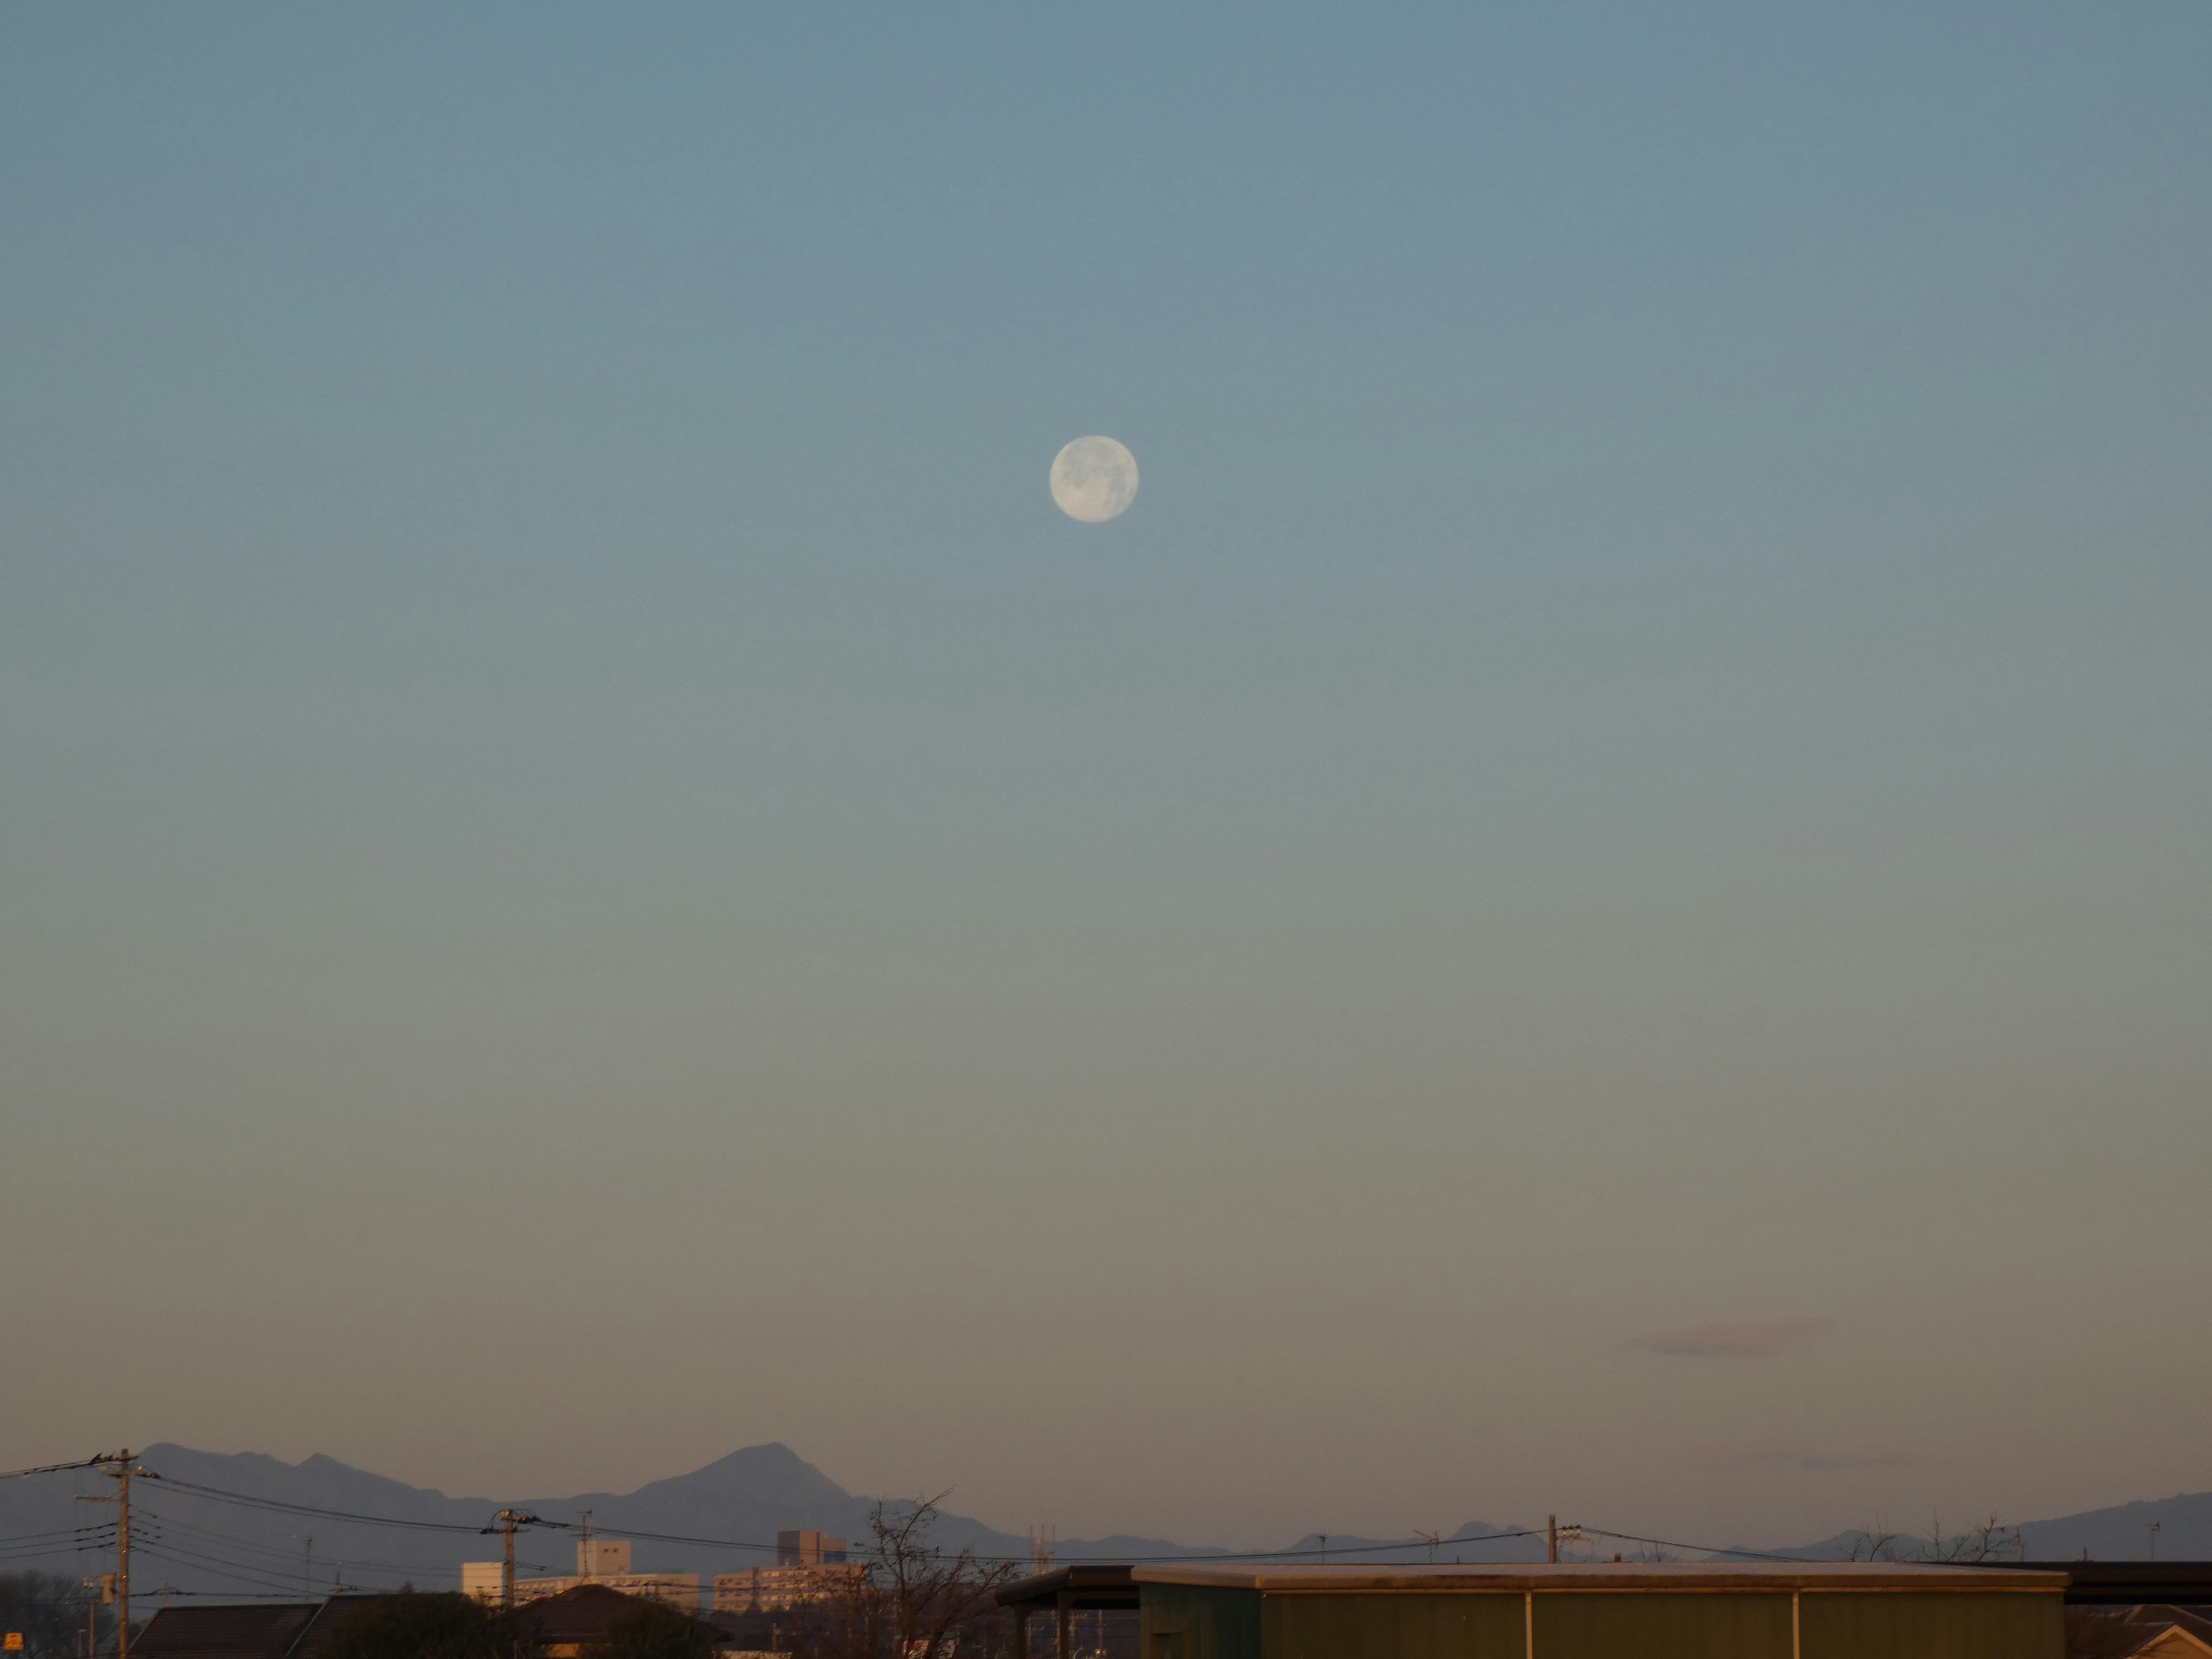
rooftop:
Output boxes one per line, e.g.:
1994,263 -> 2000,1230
130,1605 -> 324,1659
1130,1562 -> 2071,1593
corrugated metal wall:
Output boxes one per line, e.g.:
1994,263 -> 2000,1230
1140,1586 -> 2065,1659
1535,1593 -> 1791,1659
1265,1593 -> 1524,1659
1141,1584 -> 1263,1659
1801,1591 -> 2063,1659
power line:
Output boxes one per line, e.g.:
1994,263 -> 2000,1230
135,1504 -> 498,1582
132,1473 -> 1553,1567
124,1589 -> 335,1602
22,1504 -> 1994,1613
0,1525 -> 119,1550
0,1477 -> 1783,1578
75,1450 -> 142,1659
137,1475 -> 497,1536
64,1465 -> 1844,1587
0,1540 -> 116,1569
1574,1527 -> 1798,1563
0,1457 -> 109,1482
0,1540 -> 115,1558
134,1542 -> 331,1597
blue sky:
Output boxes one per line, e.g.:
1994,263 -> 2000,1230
2,4 -> 2208,1547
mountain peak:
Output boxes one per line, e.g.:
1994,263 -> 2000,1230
694,1443 -> 813,1478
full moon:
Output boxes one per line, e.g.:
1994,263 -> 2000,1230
1049,435 -> 1139,522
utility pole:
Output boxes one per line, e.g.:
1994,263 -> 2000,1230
482,1511 -> 540,1609
76,1453 -> 138,1659
1548,1517 -> 1557,1565
116,1456 -> 134,1657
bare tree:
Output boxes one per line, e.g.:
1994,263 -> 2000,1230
0,1573 -> 119,1659
1839,1525 -> 1903,1562
1917,1514 -> 2021,1565
807,1497 -> 1020,1659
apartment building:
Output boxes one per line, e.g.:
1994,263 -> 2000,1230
713,1531 -> 865,1613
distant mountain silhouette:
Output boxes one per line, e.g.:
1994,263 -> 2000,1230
1773,1489 -> 2212,1563
0,1442 -> 1213,1600
1,1443 -> 2199,1601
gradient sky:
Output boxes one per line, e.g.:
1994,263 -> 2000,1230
3,3 -> 2209,1551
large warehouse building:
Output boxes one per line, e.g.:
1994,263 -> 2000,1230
1005,1562 -> 2069,1659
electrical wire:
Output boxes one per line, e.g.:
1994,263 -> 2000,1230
132,1542 -> 340,1597
1574,1527 -> 1798,1563
137,1475 -> 497,1536
134,1589 -> 330,1602
0,1531 -> 116,1561
0,1457 -> 108,1482
134,1503 -> 500,1581
44,1460 -> 1885,1594
0,1544 -> 113,1569
138,1475 -> 1548,1567
0,1524 -> 118,1550
131,1521 -> 490,1597
608,1522 -> 1549,1566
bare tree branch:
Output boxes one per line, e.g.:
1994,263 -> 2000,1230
805,1497 -> 1021,1659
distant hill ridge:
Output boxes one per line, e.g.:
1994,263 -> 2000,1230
0,1442 -> 2203,1601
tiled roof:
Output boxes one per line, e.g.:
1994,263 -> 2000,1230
131,1605 -> 322,1659
2116,1608 -> 2212,1653
134,1586 -> 698,1659
286,1594 -> 418,1659
518,1584 -> 665,1646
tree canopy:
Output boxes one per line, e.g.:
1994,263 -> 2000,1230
319,1591 -> 540,1659
0,1573 -> 117,1659
577,1600 -> 721,1659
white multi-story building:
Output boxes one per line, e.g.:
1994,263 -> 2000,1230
463,1538 -> 699,1609
713,1531 -> 865,1613
711,1563 -> 866,1613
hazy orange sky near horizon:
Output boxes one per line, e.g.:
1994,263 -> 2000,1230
2,4 -> 2207,1549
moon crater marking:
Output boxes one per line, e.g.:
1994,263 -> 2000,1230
1050,435 -> 1139,522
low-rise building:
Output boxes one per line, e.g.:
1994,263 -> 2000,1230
2069,1606 -> 2212,1659
1001,1562 -> 2082,1659
1115,1562 -> 2068,1659
521,1584 -> 699,1657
